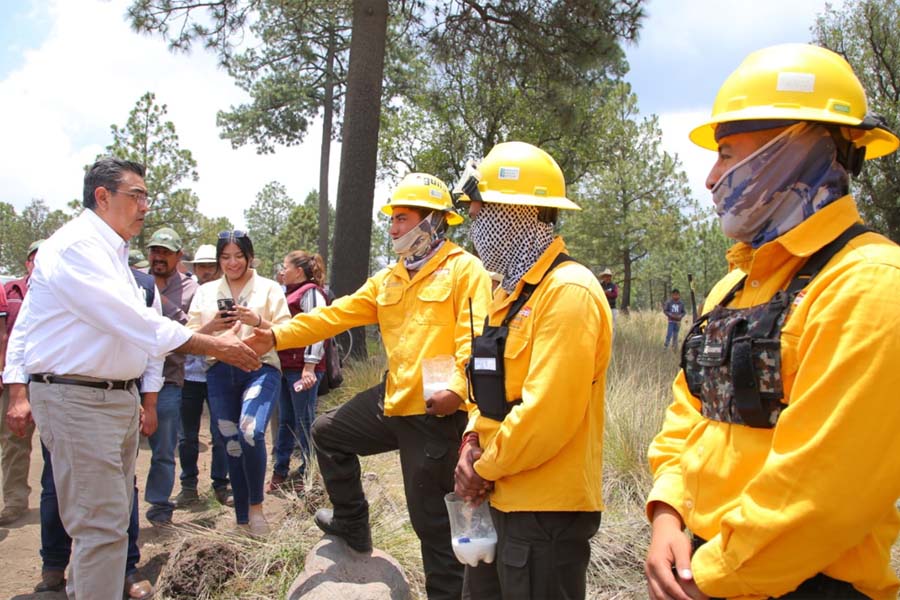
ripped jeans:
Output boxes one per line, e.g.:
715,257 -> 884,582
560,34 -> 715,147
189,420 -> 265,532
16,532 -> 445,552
206,362 -> 281,523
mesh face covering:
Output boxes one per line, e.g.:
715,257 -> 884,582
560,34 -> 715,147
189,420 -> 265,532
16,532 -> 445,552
469,203 -> 554,293
712,122 -> 848,247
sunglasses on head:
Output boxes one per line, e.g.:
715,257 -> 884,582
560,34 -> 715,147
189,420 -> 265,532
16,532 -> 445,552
218,230 -> 249,240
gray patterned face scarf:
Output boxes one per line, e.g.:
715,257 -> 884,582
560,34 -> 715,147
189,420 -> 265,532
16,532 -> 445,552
712,122 -> 849,247
469,203 -> 554,293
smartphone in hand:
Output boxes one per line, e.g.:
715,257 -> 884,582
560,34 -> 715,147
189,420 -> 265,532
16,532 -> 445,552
217,297 -> 236,319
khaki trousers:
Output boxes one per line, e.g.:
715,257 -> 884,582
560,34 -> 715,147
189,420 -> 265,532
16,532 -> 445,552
29,380 -> 140,600
0,385 -> 34,510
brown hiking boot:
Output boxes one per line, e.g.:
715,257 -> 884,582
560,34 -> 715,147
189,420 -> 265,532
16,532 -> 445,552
0,505 -> 26,526
265,472 -> 287,494
173,487 -> 200,508
214,486 -> 233,506
34,568 -> 66,593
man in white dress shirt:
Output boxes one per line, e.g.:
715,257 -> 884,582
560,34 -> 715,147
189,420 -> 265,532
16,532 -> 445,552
2,157 -> 259,599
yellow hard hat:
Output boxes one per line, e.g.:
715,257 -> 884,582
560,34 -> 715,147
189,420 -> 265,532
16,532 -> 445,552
461,141 -> 581,210
690,43 -> 898,159
382,172 -> 463,225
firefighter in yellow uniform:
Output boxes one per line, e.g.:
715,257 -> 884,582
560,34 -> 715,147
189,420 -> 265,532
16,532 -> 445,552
454,141 -> 613,599
247,173 -> 491,600
645,44 -> 900,600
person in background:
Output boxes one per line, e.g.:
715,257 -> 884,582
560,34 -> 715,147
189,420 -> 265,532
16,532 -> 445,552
128,248 -> 149,270
662,288 -> 686,350
267,251 -> 328,494
178,249 -> 196,281
186,231 -> 290,535
174,243 -> 231,507
246,173 -> 492,600
454,141 -> 612,600
599,268 -> 618,324
645,44 -> 900,600
143,227 -> 198,526
275,266 -> 286,293
0,239 -> 42,527
189,244 -> 220,284
3,157 -> 259,599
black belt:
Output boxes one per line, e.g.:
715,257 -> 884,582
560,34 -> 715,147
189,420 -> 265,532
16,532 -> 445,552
30,374 -> 139,391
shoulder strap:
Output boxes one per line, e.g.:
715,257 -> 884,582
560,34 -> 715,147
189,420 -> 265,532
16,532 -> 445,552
756,222 -> 869,337
501,253 -> 573,327
785,223 -> 869,296
711,223 -> 870,312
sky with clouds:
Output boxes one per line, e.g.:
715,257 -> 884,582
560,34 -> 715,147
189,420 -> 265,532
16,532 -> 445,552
0,0 -> 836,234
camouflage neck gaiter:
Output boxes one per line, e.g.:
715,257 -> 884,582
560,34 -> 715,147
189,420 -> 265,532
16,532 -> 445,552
712,122 -> 849,247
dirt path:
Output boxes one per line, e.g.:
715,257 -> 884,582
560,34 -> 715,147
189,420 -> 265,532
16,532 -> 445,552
0,412 -> 263,599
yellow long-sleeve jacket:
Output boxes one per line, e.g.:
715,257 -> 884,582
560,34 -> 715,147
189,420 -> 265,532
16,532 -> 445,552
271,241 -> 491,417
470,238 -> 612,512
647,197 -> 900,600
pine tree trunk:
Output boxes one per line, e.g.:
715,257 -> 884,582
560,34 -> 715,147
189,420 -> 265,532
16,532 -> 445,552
331,0 -> 388,359
622,249 -> 632,313
318,28 -> 337,269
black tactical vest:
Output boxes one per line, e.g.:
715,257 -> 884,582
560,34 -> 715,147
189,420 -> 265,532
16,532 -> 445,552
681,224 -> 867,429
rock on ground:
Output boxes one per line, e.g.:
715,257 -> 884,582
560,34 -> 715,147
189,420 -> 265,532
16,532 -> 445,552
287,535 -> 411,600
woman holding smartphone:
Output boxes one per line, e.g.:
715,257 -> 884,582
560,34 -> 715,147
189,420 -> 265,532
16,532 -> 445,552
186,231 -> 290,535
267,251 -> 328,494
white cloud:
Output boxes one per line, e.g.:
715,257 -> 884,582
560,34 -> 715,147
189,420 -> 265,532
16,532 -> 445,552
626,0 -> 844,204
632,0 -> 833,60
0,0 -> 335,231
656,110 -> 717,205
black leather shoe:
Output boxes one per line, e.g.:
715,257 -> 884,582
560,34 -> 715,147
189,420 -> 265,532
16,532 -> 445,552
314,508 -> 372,553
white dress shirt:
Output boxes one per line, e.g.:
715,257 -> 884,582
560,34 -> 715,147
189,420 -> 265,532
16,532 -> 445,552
2,209 -> 191,384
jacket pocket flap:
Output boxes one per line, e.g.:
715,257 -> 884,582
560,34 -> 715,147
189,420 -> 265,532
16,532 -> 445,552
376,285 -> 404,306
417,281 -> 452,303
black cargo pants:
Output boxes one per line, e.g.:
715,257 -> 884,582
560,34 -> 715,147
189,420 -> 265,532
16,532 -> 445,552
311,381 -> 466,600
463,508 -> 602,600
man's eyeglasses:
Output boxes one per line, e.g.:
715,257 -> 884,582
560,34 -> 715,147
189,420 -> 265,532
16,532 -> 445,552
218,230 -> 249,240
109,187 -> 153,208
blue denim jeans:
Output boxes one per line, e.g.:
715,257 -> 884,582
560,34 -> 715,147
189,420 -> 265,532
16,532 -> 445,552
145,384 -> 182,522
273,370 -> 323,478
179,380 -> 229,491
40,443 -> 141,575
207,362 -> 280,524
665,321 -> 681,348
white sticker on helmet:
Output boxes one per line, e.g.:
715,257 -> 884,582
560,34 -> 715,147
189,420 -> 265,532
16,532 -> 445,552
429,188 -> 443,199
498,166 -> 520,180
776,72 -> 815,93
